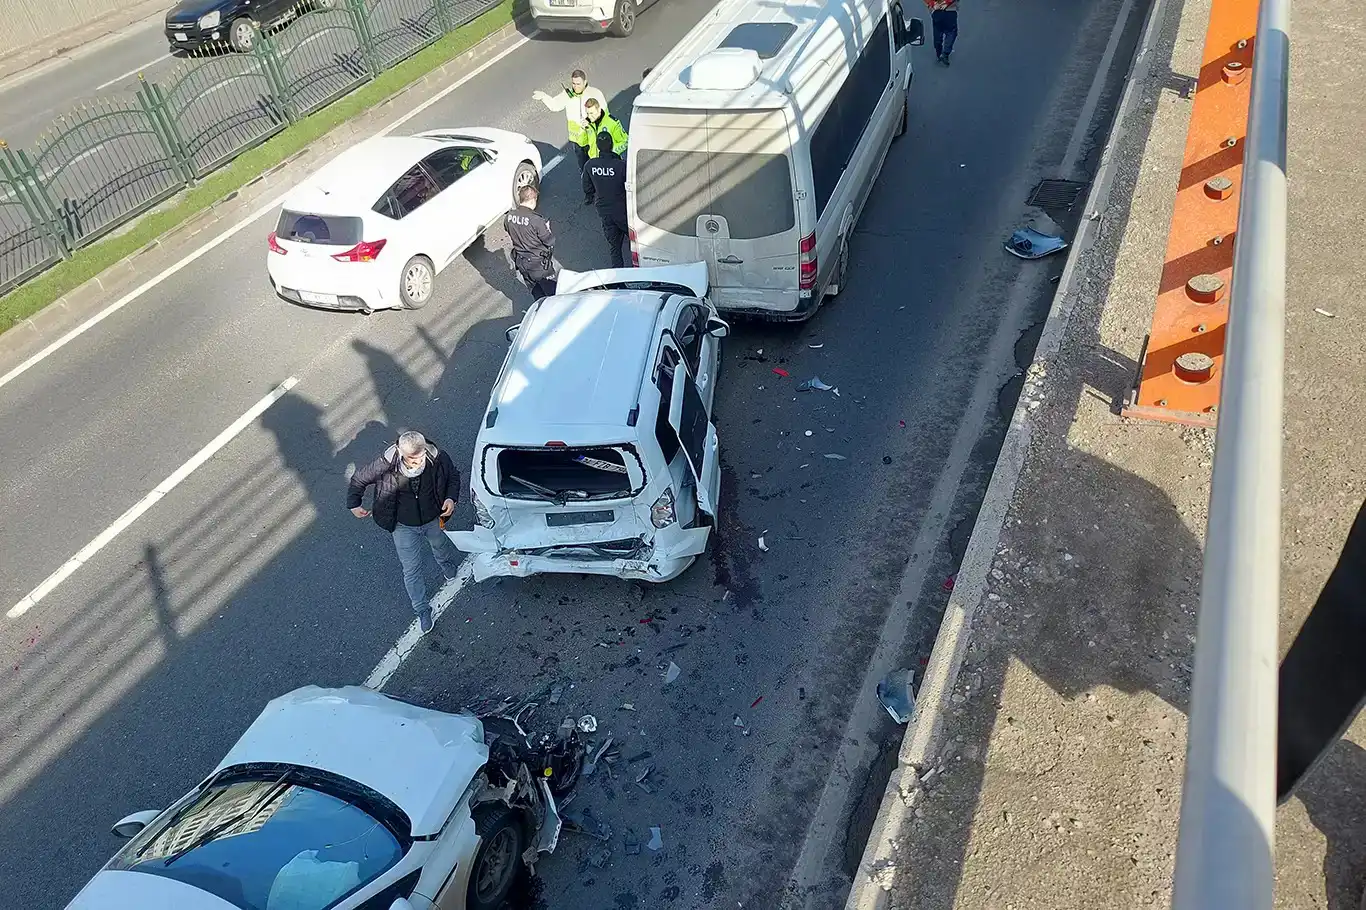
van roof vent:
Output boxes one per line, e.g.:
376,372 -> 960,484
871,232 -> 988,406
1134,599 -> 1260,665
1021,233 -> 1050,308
683,48 -> 764,91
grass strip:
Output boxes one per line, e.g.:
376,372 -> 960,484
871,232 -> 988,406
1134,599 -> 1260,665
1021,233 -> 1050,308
0,0 -> 518,335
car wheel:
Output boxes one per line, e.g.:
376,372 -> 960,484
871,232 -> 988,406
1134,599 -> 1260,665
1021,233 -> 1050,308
825,236 -> 850,298
609,0 -> 635,37
399,255 -> 434,309
229,17 -> 257,52
316,0 -> 338,9
512,160 -> 539,207
467,805 -> 525,910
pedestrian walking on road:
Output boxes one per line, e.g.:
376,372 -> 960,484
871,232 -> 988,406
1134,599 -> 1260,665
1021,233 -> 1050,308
583,131 -> 630,269
926,0 -> 958,65
505,184 -> 559,303
532,69 -> 610,198
347,430 -> 462,635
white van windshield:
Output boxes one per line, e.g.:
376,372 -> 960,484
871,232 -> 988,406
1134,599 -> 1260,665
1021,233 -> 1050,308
494,446 -> 644,501
635,149 -> 795,239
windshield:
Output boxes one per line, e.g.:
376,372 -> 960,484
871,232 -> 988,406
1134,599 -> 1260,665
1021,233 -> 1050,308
110,771 -> 405,910
494,446 -> 642,501
634,148 -> 795,239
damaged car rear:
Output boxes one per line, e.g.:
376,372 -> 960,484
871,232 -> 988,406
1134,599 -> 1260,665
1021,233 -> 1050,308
448,263 -> 728,583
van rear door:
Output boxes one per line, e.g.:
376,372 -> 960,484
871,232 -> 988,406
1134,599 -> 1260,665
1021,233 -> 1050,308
632,108 -> 800,310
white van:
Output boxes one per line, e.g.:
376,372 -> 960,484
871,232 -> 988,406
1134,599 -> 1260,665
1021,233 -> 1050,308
626,0 -> 925,321
447,263 -> 730,583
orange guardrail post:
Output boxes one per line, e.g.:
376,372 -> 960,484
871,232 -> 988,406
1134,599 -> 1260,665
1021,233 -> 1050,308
1123,0 -> 1258,427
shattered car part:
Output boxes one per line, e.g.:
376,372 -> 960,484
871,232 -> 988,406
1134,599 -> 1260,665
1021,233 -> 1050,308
663,661 -> 681,685
876,668 -> 917,724
583,734 -> 614,777
796,377 -> 836,393
577,715 -> 598,733
1005,227 -> 1069,260
647,827 -> 664,851
563,805 -> 612,841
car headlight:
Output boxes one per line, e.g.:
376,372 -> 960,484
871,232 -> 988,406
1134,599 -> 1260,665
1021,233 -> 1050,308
472,487 -> 494,529
650,487 -> 676,529
198,10 -> 220,28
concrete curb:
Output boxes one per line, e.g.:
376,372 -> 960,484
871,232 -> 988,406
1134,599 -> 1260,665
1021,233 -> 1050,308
840,0 -> 1175,904
0,11 -> 531,367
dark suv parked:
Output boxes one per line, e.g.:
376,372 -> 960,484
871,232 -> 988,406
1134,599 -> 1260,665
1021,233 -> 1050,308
164,0 -> 335,53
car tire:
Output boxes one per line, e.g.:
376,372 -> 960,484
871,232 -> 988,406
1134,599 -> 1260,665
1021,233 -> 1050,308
609,0 -> 635,37
228,17 -> 258,52
467,804 -> 525,910
399,255 -> 435,309
316,0 -> 338,9
825,235 -> 850,298
512,160 -> 539,207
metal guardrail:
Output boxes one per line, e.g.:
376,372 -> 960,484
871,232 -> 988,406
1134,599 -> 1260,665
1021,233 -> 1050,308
1172,0 -> 1290,906
0,0 -> 500,295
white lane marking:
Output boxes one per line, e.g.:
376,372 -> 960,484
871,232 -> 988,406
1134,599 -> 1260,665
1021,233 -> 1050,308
6,376 -> 299,619
542,152 -> 565,176
94,52 -> 172,91
0,27 -> 538,394
364,558 -> 475,690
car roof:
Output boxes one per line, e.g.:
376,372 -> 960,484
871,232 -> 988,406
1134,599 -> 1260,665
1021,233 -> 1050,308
483,290 -> 674,446
214,686 -> 487,838
282,136 -> 448,213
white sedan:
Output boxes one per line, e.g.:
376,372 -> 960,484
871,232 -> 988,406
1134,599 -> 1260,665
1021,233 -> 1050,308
64,686 -> 585,910
267,130 -> 543,313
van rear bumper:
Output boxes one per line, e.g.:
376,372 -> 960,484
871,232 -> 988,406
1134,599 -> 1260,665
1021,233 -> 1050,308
715,291 -> 821,323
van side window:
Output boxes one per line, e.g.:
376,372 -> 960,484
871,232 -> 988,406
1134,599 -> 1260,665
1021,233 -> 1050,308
808,14 -> 893,217
654,345 -> 682,462
673,304 -> 708,377
891,3 -> 909,49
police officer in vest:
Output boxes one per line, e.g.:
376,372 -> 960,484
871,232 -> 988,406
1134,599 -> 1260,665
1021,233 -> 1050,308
582,130 -> 629,269
504,184 -> 558,302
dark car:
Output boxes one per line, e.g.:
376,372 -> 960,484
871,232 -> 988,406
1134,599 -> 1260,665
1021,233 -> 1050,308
164,0 -> 335,53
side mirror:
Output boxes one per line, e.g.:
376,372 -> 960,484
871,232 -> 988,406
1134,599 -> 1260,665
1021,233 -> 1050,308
111,809 -> 162,839
906,16 -> 925,46
505,323 -> 521,343
705,317 -> 730,338
389,899 -> 415,910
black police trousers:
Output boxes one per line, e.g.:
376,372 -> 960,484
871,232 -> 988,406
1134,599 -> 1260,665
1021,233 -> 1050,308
600,212 -> 629,269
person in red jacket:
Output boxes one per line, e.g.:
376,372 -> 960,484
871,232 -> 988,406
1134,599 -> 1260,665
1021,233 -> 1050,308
925,0 -> 959,65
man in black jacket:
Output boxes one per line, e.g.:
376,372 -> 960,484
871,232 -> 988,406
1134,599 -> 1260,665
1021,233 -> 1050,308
347,430 -> 462,634
583,131 -> 629,269
505,184 -> 558,303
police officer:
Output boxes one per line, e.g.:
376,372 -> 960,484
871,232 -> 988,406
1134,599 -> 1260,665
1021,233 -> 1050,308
583,131 -> 629,269
504,185 -> 558,302
583,98 -> 629,164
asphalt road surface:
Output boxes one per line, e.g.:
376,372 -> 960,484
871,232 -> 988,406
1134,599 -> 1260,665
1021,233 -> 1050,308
0,0 -> 1149,906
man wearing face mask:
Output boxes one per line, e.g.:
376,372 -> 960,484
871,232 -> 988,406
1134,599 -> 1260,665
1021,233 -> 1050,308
347,430 -> 462,634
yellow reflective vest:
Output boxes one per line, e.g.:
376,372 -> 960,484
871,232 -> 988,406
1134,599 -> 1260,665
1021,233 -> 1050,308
585,115 -> 629,158
537,85 -> 610,147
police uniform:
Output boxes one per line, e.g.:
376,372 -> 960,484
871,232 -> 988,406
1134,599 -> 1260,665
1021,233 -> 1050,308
504,204 -> 558,302
583,145 -> 629,270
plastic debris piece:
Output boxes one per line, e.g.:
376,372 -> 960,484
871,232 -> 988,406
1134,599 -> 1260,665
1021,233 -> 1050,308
583,734 -> 614,777
758,536 -> 769,552
942,574 -> 956,592
564,806 -> 612,841
899,420 -> 906,428
809,343 -> 824,349
823,453 -> 847,460
624,831 -> 641,855
1005,227 -> 1068,260
620,703 -> 635,711
877,668 -> 917,724
549,684 -> 563,705
627,750 -> 652,764
663,661 -> 681,685
578,714 -> 598,733
636,765 -> 655,784
589,846 -> 612,868
750,696 -> 764,708
797,376 -> 835,393
772,367 -> 790,378
733,715 -> 746,728
647,827 -> 664,851
1314,307 -> 1335,317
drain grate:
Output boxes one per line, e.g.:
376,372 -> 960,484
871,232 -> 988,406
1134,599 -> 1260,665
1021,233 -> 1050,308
1027,178 -> 1089,210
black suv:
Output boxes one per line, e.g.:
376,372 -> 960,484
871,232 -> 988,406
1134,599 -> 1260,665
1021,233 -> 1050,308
164,0 -> 335,53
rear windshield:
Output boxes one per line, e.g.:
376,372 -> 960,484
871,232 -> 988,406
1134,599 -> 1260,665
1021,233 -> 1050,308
275,210 -> 363,246
495,446 -> 641,501
635,149 -> 795,239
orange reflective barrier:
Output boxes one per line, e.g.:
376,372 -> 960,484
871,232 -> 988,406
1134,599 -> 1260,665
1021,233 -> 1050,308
1123,0 -> 1258,427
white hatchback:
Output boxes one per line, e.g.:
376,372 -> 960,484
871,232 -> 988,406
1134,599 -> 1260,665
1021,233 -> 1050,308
267,129 -> 543,314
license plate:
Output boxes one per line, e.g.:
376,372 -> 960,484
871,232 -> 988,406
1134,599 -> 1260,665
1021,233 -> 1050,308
546,510 -> 613,527
299,290 -> 338,305
621,559 -> 647,574
176,31 -> 187,40
548,0 -> 574,7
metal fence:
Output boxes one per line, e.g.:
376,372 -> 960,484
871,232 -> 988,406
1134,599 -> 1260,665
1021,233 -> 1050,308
1171,0 -> 1290,907
0,0 -> 500,295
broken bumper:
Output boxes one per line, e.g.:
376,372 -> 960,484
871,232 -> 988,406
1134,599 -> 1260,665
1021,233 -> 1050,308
448,527 -> 710,583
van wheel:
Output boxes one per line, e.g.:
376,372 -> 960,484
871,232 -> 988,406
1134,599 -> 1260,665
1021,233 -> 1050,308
512,161 -> 539,207
825,237 -> 850,298
609,0 -> 635,37
894,95 -> 908,139
400,256 -> 435,309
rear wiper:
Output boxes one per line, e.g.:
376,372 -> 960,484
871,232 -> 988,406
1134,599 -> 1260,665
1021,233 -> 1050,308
160,771 -> 292,866
507,474 -> 558,501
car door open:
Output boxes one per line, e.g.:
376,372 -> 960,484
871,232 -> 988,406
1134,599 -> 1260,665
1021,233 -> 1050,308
667,365 -> 719,520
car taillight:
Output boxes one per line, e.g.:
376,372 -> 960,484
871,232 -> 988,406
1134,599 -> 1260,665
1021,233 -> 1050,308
798,230 -> 817,295
267,231 -> 287,255
472,487 -> 494,529
332,239 -> 387,262
629,228 -> 639,267
650,487 -> 677,529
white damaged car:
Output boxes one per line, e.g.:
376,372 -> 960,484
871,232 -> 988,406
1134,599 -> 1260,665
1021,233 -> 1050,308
63,686 -> 584,910
448,263 -> 729,583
